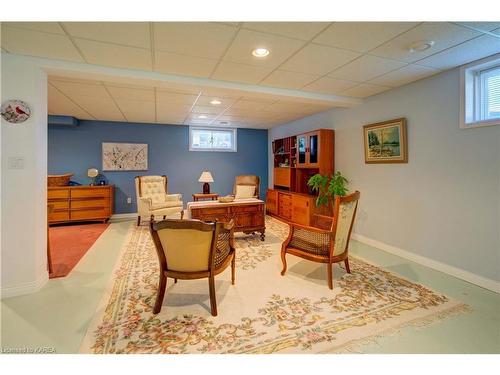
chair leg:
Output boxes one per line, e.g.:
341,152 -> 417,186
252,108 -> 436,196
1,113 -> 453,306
208,275 -> 217,316
174,278 -> 177,284
231,255 -> 236,285
137,216 -> 141,226
180,210 -> 184,219
327,263 -> 333,289
153,273 -> 167,314
344,258 -> 351,274
280,249 -> 287,276
163,215 -> 166,220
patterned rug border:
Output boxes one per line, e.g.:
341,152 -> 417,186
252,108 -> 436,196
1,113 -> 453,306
79,219 -> 471,354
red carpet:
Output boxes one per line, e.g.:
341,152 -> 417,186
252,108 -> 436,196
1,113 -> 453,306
49,223 -> 110,278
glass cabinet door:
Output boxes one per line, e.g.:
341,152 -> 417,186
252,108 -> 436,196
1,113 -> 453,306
298,136 -> 307,164
309,134 -> 318,164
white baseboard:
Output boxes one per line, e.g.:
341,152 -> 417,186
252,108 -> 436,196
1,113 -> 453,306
351,233 -> 500,294
1,270 -> 49,299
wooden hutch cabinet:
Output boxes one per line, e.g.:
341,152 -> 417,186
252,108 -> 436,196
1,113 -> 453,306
268,129 -> 334,226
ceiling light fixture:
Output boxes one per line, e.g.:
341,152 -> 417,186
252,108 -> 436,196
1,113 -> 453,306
252,48 -> 270,57
198,115 -> 207,119
408,40 -> 435,53
210,99 -> 222,105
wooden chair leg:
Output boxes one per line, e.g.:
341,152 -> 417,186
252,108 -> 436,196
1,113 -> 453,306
163,215 -> 166,220
174,278 -> 177,284
153,273 -> 167,314
208,275 -> 217,316
344,258 -> 351,274
280,249 -> 287,276
180,210 -> 184,219
327,263 -> 333,290
231,255 -> 236,285
137,216 -> 141,226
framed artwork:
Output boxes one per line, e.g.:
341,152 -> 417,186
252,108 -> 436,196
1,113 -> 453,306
102,142 -> 148,171
363,118 -> 408,164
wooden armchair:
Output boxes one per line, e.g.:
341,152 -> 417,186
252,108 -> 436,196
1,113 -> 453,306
150,217 -> 235,316
280,191 -> 360,289
233,175 -> 260,199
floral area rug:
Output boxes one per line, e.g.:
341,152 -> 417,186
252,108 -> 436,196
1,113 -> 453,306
80,216 -> 469,354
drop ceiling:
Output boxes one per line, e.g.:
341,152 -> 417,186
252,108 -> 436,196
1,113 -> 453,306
2,21 -> 500,128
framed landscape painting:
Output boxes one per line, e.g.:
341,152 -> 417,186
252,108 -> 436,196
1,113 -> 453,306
102,142 -> 148,171
363,118 -> 408,164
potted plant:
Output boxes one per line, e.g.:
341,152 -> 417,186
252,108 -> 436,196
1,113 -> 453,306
307,171 -> 349,208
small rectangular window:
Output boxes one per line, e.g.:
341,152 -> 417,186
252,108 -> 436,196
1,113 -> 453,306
189,126 -> 237,152
461,54 -> 500,129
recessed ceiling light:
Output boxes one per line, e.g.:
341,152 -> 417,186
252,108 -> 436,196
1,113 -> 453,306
210,99 -> 222,105
408,40 -> 435,53
198,115 -> 207,119
252,48 -> 270,57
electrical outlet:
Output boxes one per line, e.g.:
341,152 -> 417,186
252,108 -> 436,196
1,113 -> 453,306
127,197 -> 132,204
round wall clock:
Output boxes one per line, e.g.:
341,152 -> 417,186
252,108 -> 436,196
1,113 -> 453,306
1,100 -> 31,123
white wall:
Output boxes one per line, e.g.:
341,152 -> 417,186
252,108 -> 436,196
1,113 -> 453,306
1,54 -> 48,297
269,68 -> 500,288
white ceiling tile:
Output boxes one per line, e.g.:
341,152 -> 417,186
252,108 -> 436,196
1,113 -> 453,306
370,22 -> 481,63
416,34 -> 500,70
369,64 -> 440,87
156,102 -> 194,114
191,105 -> 226,115
156,113 -> 187,125
279,43 -> 361,75
314,22 -> 419,52
223,29 -> 306,68
154,22 -> 237,59
329,55 -> 407,81
212,61 -> 273,84
115,99 -> 156,123
242,22 -> 330,41
63,22 -> 150,48
1,26 -> 84,62
342,83 -> 392,98
74,38 -> 152,70
230,99 -> 275,111
260,69 -> 320,89
50,80 -> 109,98
4,22 -> 65,34
455,22 -> 500,33
155,50 -> 218,78
156,90 -> 199,105
105,85 -> 155,101
48,84 -> 94,119
73,95 -> 126,121
302,76 -> 359,94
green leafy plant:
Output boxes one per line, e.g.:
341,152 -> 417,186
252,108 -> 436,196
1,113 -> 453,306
307,171 -> 349,207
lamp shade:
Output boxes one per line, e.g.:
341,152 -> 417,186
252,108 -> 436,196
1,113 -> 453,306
198,171 -> 214,183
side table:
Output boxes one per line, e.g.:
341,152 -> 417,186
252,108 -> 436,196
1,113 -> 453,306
192,193 -> 219,201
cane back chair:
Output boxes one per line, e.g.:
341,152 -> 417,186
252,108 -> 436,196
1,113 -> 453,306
150,217 -> 235,316
281,191 -> 360,289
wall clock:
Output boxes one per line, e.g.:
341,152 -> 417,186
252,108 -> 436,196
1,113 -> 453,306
1,100 -> 31,123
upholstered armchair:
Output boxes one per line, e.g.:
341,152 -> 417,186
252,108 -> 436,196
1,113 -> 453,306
281,191 -> 360,289
135,175 -> 183,226
150,218 -> 236,316
232,175 -> 260,199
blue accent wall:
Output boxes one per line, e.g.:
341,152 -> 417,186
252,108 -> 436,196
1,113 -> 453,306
48,119 -> 268,214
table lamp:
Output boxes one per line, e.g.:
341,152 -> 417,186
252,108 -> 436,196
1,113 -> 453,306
198,171 -> 214,194
87,168 -> 99,186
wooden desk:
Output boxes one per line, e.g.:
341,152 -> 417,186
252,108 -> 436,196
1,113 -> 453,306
192,193 -> 219,201
188,199 -> 265,240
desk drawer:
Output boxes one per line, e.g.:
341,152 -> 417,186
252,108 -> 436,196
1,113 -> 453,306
71,208 -> 108,220
48,188 -> 69,199
49,211 -> 70,222
48,200 -> 69,210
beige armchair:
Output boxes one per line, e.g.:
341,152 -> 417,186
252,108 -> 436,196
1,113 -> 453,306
281,191 -> 360,289
135,175 -> 183,226
150,218 -> 236,316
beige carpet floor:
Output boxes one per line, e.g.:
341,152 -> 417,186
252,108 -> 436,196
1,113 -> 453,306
80,216 -> 469,354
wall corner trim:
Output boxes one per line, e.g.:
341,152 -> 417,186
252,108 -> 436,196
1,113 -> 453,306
351,233 -> 500,294
1,271 -> 49,299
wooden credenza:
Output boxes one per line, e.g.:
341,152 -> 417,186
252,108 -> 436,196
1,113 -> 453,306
48,185 -> 114,224
266,189 -> 317,226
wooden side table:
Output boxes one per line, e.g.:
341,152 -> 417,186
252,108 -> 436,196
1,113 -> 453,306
192,193 -> 219,201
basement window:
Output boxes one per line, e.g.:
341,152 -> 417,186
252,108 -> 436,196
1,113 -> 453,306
461,54 -> 500,128
189,126 -> 237,152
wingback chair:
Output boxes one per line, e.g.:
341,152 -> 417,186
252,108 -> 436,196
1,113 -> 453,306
135,175 -> 184,226
232,175 -> 260,199
280,191 -> 360,289
150,218 -> 236,316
